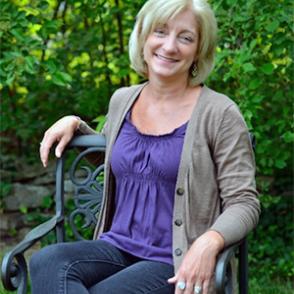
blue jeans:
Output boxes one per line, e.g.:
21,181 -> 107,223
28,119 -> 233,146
29,240 -> 175,293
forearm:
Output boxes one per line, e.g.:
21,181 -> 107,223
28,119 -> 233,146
210,199 -> 260,246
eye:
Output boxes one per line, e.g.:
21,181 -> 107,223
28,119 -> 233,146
154,27 -> 167,37
179,35 -> 194,43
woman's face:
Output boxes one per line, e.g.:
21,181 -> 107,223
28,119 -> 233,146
143,9 -> 198,82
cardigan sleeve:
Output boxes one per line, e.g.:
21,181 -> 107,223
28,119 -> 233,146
76,112 -> 109,137
75,118 -> 108,166
77,120 -> 98,135
209,104 -> 260,246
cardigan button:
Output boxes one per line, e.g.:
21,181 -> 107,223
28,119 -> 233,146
176,188 -> 184,196
175,219 -> 183,226
174,248 -> 183,256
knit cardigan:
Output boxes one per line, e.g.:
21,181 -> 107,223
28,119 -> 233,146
86,83 -> 260,272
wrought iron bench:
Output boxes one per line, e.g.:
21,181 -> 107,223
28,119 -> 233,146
1,134 -> 249,294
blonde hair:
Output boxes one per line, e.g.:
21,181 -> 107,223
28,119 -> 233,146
129,0 -> 217,86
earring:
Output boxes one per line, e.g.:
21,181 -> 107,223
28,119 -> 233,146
191,63 -> 198,77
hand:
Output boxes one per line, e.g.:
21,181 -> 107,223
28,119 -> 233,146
39,115 -> 80,167
168,231 -> 224,294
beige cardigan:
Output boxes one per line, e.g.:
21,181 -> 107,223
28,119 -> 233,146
87,83 -> 260,272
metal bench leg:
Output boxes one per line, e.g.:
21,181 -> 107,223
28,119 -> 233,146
239,239 -> 248,294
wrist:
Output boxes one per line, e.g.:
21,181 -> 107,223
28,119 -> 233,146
196,231 -> 224,253
206,230 -> 225,252
72,115 -> 81,131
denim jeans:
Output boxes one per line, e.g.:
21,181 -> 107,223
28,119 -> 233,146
29,239 -> 175,294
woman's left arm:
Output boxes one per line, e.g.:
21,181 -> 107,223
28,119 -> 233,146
169,104 -> 260,294
209,104 -> 260,245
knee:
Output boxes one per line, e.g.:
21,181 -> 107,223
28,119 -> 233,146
29,243 -> 68,276
29,246 -> 52,276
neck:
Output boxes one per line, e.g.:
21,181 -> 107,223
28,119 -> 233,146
146,74 -> 191,102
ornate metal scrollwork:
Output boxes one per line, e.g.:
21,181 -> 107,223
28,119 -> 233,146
1,135 -> 106,293
1,253 -> 27,294
68,147 -> 105,240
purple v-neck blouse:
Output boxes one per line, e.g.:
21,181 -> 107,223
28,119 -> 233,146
100,112 -> 187,265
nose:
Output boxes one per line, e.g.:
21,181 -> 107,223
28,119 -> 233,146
162,34 -> 177,53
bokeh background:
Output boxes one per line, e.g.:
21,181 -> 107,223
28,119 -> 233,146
0,0 -> 293,293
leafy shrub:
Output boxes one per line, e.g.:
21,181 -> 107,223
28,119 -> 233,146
249,194 -> 294,279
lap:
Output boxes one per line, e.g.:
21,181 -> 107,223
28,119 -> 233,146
30,239 -> 175,294
32,239 -> 124,261
30,240 -> 134,292
89,259 -> 175,294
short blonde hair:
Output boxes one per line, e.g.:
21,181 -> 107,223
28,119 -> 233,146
129,0 -> 217,86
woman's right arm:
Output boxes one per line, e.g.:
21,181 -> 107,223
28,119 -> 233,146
39,115 -> 97,167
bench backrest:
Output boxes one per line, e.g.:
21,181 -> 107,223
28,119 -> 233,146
55,134 -> 106,241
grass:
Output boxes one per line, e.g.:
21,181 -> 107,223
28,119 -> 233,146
250,277 -> 293,294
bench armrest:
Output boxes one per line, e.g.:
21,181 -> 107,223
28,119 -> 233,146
215,242 -> 238,293
215,238 -> 248,294
1,216 -> 61,292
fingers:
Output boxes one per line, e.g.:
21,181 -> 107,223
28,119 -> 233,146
40,133 -> 58,167
168,274 -> 180,294
168,275 -> 204,294
55,135 -> 72,158
39,116 -> 78,167
184,281 -> 195,294
169,270 -> 213,294
201,279 -> 210,294
193,279 -> 203,294
40,133 -> 73,167
168,274 -> 182,294
167,275 -> 177,284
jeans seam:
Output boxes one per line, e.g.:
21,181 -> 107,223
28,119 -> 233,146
60,259 -> 127,294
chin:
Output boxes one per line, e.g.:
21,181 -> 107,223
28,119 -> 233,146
152,69 -> 187,80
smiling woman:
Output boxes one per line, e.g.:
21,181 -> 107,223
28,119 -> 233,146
32,0 -> 260,294
129,0 -> 217,86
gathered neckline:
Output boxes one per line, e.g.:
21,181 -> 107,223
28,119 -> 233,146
125,111 -> 188,138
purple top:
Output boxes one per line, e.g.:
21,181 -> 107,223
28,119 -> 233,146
100,112 -> 187,265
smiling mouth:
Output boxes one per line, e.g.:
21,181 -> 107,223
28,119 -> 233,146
155,53 -> 179,63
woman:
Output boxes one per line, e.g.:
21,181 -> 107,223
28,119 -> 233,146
33,0 -> 260,293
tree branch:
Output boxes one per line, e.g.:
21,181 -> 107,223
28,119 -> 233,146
41,0 -> 62,62
61,1 -> 68,34
114,0 -> 128,86
97,2 -> 112,93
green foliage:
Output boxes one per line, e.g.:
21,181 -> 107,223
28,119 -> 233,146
0,182 -> 12,198
93,114 -> 107,132
209,0 -> 293,177
1,0 -> 292,286
0,181 -> 12,210
249,195 -> 294,279
63,198 -> 95,241
0,0 -> 144,158
207,1 -> 293,281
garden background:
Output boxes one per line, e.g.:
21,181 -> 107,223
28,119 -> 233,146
0,0 -> 293,293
